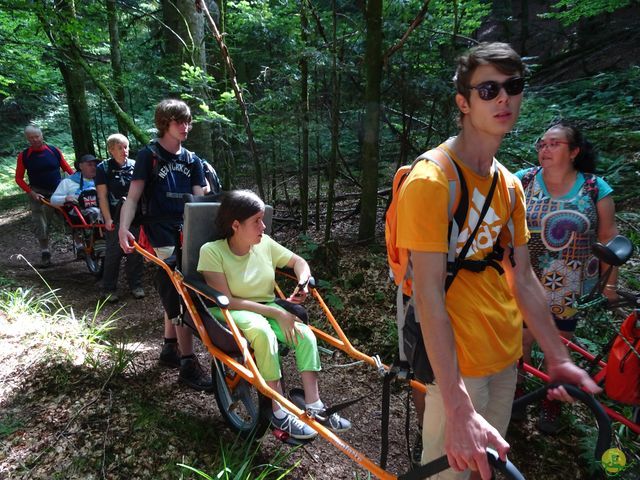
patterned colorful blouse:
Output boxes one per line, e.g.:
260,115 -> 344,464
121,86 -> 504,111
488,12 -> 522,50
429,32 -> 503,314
515,167 -> 613,319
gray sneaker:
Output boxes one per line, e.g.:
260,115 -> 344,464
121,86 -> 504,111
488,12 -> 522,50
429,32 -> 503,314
307,406 -> 352,433
271,411 -> 317,440
131,287 -> 145,299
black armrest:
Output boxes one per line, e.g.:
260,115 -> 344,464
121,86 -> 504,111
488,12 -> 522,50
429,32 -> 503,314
592,235 -> 634,266
183,275 -> 230,308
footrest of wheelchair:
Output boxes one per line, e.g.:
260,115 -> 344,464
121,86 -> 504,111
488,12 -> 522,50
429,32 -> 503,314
272,427 -> 315,446
289,387 -> 365,416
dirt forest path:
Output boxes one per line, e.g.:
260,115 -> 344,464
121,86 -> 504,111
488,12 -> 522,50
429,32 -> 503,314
0,204 -> 416,479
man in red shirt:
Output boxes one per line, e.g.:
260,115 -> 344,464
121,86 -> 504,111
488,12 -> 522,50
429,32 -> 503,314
15,125 -> 73,266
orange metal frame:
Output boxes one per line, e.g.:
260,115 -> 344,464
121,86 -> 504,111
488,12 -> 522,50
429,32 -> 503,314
522,332 -> 640,435
133,241 -> 428,480
41,198 -> 106,231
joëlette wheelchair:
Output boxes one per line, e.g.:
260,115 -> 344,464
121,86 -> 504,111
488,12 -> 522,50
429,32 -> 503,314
41,198 -> 106,277
516,235 -> 639,435
132,199 -> 611,479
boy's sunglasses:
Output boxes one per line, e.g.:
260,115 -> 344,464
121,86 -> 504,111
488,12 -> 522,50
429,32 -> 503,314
469,77 -> 525,101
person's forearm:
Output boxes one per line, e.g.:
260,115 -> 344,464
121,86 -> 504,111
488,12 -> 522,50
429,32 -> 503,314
96,187 -> 112,223
225,296 -> 282,319
414,290 -> 473,417
293,258 -> 311,284
412,251 -> 473,416
118,199 -> 136,232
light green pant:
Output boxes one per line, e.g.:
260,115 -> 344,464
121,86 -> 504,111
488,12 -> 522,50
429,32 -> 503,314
209,302 -> 321,381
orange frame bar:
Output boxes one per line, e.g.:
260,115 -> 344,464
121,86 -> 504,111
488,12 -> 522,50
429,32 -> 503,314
133,242 -> 434,479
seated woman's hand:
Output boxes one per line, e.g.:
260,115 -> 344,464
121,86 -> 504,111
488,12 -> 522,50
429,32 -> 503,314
275,309 -> 301,345
286,288 -> 307,304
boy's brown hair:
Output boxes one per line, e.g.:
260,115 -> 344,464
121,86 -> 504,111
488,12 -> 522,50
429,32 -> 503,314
453,42 -> 526,101
154,99 -> 192,137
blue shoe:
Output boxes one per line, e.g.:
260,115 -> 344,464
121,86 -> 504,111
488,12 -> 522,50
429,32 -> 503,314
307,406 -> 352,433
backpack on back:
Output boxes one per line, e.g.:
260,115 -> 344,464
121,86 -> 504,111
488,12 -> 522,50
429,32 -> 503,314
385,146 -> 468,297
385,143 -> 517,371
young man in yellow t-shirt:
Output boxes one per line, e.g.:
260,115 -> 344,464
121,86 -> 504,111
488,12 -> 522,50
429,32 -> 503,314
396,42 -> 600,480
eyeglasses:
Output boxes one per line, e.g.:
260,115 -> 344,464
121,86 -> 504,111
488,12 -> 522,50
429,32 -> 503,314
469,77 -> 525,101
534,139 -> 570,152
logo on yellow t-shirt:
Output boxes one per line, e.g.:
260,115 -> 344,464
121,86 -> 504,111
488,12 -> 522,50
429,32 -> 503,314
456,187 -> 503,257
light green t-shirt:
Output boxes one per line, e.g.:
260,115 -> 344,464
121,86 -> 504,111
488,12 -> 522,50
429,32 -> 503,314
197,234 -> 294,303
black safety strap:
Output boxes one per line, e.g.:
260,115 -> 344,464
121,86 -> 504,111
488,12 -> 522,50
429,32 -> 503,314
445,167 -> 500,291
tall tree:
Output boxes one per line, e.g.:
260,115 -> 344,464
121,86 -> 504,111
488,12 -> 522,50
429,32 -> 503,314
197,0 -> 265,198
299,0 -> 310,232
106,0 -> 128,136
358,0 -> 383,242
324,0 -> 339,242
35,0 -> 95,158
161,0 -> 213,162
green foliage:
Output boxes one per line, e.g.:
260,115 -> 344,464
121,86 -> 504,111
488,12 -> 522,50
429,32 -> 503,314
316,279 -> 345,311
178,435 -> 299,479
541,0 -> 634,26
500,67 -> 640,205
0,415 -> 22,439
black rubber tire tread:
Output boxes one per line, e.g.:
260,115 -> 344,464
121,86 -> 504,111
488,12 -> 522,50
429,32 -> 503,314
211,357 -> 271,439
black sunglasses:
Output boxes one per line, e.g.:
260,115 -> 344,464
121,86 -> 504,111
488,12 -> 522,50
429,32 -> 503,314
469,77 -> 525,101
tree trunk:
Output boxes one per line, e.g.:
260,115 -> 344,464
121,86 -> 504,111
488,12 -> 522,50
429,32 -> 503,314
299,2 -> 310,232
197,0 -> 265,198
49,0 -> 95,159
358,0 -> 383,242
324,0 -> 339,242
74,52 -> 149,145
106,0 -> 128,136
161,0 -> 214,162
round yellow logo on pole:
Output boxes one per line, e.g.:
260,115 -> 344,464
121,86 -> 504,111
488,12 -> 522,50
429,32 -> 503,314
601,448 -> 626,474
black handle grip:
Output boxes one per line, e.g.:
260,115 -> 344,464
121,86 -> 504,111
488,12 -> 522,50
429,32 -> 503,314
399,448 -> 525,480
512,383 -> 611,459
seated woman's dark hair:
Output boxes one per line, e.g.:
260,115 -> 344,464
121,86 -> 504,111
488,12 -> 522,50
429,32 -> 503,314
215,190 -> 265,239
547,120 -> 597,173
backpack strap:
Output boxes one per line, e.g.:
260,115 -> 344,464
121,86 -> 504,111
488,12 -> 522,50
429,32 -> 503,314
446,166 -> 499,291
426,144 -> 469,267
582,172 -> 600,205
520,166 -> 541,191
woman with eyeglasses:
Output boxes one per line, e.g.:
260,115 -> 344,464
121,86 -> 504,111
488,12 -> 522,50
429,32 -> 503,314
513,121 -> 619,433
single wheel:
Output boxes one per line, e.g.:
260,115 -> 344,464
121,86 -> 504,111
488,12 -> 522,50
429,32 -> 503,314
85,238 -> 105,278
211,357 -> 271,439
85,251 -> 105,278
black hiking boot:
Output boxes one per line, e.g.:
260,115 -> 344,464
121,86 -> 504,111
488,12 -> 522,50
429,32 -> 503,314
158,341 -> 181,368
178,355 -> 213,392
41,251 -> 51,268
